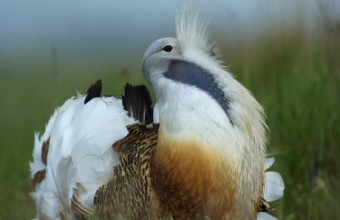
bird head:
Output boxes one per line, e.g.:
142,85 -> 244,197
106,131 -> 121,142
142,10 -> 266,149
142,37 -> 180,82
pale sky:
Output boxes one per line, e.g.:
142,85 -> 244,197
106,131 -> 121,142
0,0 -> 338,73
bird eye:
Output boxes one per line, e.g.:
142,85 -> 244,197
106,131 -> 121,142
162,45 -> 173,52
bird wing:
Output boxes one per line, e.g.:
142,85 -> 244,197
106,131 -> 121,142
93,123 -> 160,219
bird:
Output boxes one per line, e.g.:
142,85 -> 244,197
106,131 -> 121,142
30,9 -> 284,220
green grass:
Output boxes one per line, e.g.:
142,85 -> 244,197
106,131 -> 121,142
0,33 -> 339,219
229,34 -> 340,219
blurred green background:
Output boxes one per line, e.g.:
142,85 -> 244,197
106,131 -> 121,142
0,1 -> 339,219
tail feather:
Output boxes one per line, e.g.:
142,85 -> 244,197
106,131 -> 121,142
263,158 -> 284,203
30,81 -> 136,219
257,212 -> 278,220
257,157 -> 285,220
84,80 -> 102,104
122,83 -> 154,124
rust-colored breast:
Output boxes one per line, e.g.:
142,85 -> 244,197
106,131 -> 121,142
151,134 -> 238,219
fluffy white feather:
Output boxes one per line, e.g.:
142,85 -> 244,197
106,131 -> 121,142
30,95 -> 135,219
263,158 -> 285,202
176,9 -> 219,60
258,212 -> 279,220
257,158 -> 285,220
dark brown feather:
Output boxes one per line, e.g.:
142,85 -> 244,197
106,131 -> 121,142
32,169 -> 46,191
32,138 -> 50,191
41,138 -> 50,165
258,197 -> 272,212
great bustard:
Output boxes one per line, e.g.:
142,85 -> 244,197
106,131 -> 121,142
30,10 -> 284,220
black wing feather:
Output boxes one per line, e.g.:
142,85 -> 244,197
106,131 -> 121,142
122,83 -> 153,124
84,80 -> 102,104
